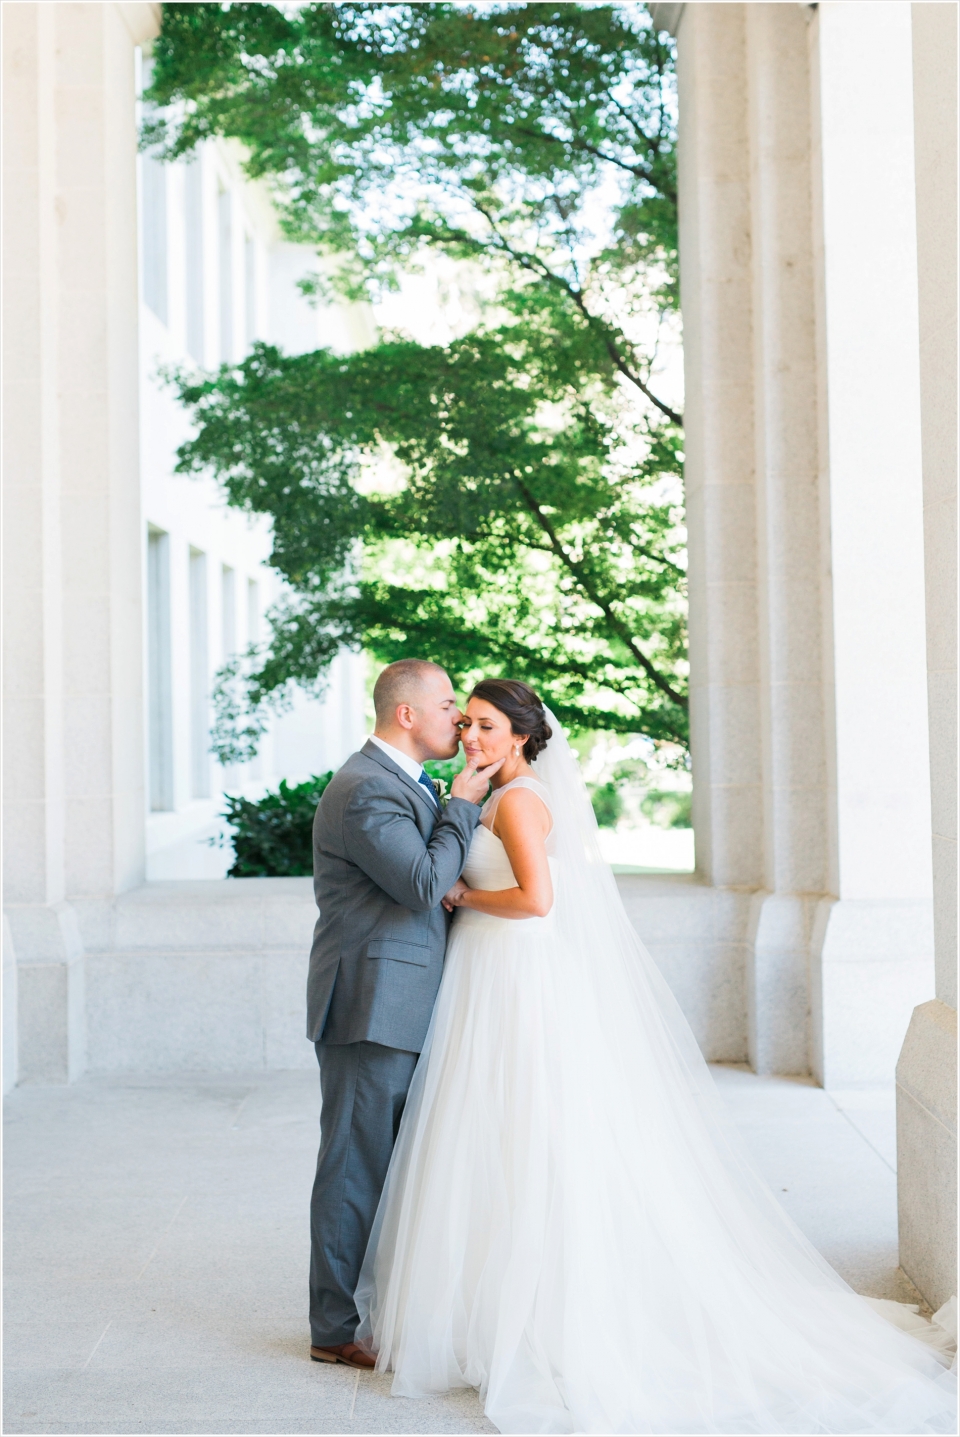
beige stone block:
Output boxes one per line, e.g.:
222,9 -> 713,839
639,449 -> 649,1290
61,597 -> 112,692
2,695 -> 47,793
698,392 -> 756,484
57,393 -> 111,483
766,681 -> 827,786
64,794 -> 115,896
756,478 -> 821,583
2,169 -> 40,241
57,302 -> 109,392
3,614 -> 45,696
54,3 -> 107,84
918,339 -> 957,507
56,188 -> 109,287
111,881 -> 268,952
931,834 -> 958,1009
709,884 -> 756,934
261,951 -> 316,1070
709,783 -> 764,888
813,897 -> 937,1086
701,481 -> 758,584
927,670 -> 957,842
705,683 -> 762,786
85,950 -> 265,1073
617,877 -> 715,942
765,582 -> 824,683
111,787 -> 146,897
14,904 -> 85,1084
2,404 -> 44,489
62,693 -> 114,787
17,961 -> 70,1083
923,496 -> 958,673
704,581 -> 759,685
747,891 -> 813,1075
645,937 -> 748,1062
767,785 -> 828,896
896,998 -> 957,1310
1,800 -> 48,905
2,481 -> 42,568
1,284 -> 41,368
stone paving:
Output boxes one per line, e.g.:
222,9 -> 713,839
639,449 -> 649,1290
3,1064 -> 921,1435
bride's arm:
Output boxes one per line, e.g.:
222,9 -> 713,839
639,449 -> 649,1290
446,789 -> 553,919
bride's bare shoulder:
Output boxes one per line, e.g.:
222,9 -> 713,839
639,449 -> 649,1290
491,784 -> 551,840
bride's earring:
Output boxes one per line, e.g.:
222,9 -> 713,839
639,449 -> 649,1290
514,744 -> 521,757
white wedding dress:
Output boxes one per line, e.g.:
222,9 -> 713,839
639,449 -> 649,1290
355,721 -> 956,1435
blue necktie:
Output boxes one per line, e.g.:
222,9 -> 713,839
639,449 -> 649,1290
417,771 -> 441,809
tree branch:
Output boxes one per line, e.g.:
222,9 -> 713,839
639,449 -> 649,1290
513,478 -> 688,709
512,124 -> 657,182
469,200 -> 684,427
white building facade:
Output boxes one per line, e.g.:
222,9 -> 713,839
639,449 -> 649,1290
3,1 -> 955,1313
2,1 -> 366,1083
138,96 -> 369,880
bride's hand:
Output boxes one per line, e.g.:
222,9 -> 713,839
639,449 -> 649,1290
442,879 -> 470,912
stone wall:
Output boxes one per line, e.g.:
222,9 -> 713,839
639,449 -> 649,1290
72,875 -> 751,1075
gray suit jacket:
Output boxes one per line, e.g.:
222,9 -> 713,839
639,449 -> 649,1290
307,739 -> 481,1052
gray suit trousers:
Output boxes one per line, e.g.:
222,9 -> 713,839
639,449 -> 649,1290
309,1039 -> 419,1347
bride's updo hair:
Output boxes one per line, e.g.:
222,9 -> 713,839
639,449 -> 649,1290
468,679 -> 553,762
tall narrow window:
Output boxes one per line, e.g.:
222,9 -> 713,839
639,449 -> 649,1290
184,157 -> 204,363
147,528 -> 173,810
218,186 -> 233,363
244,234 -> 257,349
189,548 -> 210,800
246,579 -> 262,778
222,565 -> 236,659
246,578 -> 260,649
142,155 -> 168,323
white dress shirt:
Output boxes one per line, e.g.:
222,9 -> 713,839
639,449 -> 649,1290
369,734 -> 427,784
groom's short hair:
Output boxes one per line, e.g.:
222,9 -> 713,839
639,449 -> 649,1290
373,659 -> 448,726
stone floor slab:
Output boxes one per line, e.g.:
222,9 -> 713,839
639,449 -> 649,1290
4,1064 -> 922,1434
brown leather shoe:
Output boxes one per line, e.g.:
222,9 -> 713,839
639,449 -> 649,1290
310,1341 -> 375,1370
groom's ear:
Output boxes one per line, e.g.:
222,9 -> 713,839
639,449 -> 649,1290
395,702 -> 417,731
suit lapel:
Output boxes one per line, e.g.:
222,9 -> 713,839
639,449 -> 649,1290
361,739 -> 439,820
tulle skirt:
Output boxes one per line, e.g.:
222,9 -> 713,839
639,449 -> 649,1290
355,907 -> 956,1435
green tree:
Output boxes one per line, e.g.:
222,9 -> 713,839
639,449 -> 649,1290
147,2 -> 686,756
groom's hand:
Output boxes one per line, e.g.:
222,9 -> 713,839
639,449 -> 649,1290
442,879 -> 468,912
450,757 -> 504,805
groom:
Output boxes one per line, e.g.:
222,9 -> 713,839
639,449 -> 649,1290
306,659 -> 498,1368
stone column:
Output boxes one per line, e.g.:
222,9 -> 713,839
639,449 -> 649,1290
675,3 -> 762,904
895,1 -> 958,1313
743,5 -> 825,1076
807,1 -> 935,1087
1,2 -> 160,1086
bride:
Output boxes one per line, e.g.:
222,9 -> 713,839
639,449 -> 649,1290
355,679 -> 956,1434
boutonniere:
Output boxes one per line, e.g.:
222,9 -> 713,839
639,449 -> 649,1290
433,778 -> 450,808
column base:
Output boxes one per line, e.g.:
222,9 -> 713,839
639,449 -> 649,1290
747,892 -> 817,1075
896,998 -> 957,1311
810,898 -> 935,1087
4,903 -> 87,1084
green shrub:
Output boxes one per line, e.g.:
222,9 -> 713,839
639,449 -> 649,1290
219,773 -> 334,877
590,781 -> 624,829
640,788 -> 692,829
